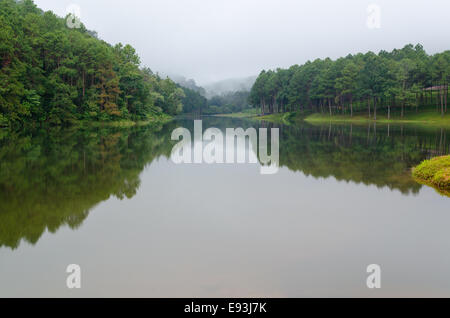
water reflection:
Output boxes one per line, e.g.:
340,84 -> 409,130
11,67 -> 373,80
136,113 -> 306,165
277,122 -> 449,194
0,119 -> 448,250
0,123 -> 177,249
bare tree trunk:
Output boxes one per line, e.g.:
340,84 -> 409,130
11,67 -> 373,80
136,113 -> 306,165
430,85 -> 437,111
401,100 -> 404,118
328,98 -> 332,116
416,94 -> 418,113
402,81 -> 406,118
367,97 -> 371,118
350,95 -> 353,117
373,97 -> 377,120
445,84 -> 448,114
436,88 -> 440,111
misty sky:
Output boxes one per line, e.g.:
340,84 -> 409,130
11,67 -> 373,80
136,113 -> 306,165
34,0 -> 450,85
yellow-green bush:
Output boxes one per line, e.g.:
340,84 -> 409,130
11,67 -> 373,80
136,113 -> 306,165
413,156 -> 450,194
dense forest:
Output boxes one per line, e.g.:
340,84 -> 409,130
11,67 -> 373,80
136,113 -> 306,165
0,0 -> 210,127
179,90 -> 252,116
249,44 -> 450,118
203,91 -> 251,115
180,85 -> 207,115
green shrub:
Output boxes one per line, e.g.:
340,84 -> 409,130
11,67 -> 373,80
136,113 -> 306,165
413,156 -> 450,193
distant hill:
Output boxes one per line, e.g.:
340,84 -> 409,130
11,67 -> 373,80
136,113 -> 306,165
165,74 -> 207,96
203,76 -> 257,98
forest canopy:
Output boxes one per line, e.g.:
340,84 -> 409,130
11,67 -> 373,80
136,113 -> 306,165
249,44 -> 450,119
0,0 -> 193,127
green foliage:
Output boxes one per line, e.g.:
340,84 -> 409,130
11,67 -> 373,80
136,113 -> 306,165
180,86 -> 207,114
203,91 -> 251,114
250,44 -> 450,118
0,0 -> 187,127
413,155 -> 450,195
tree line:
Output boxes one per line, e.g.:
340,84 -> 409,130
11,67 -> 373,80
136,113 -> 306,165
249,44 -> 450,119
203,91 -> 251,115
179,89 -> 252,116
0,0 -> 197,127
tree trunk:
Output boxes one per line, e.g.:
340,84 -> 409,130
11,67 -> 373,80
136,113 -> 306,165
416,93 -> 418,113
437,88 -> 440,111
367,97 -> 371,118
429,83 -> 434,109
445,84 -> 448,113
328,98 -> 332,116
373,97 -> 377,120
350,95 -> 353,117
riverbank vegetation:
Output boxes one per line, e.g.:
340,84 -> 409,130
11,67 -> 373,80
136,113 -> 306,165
413,155 -> 450,196
212,108 -> 260,118
249,44 -> 449,121
0,0 -> 206,128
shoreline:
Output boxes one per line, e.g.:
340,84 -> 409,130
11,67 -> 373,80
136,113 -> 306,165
216,111 -> 450,126
2,115 -> 173,130
303,112 -> 450,126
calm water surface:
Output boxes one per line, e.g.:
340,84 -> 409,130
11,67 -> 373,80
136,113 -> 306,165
0,117 -> 449,297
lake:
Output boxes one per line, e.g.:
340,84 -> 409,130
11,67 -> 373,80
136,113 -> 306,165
0,117 -> 449,297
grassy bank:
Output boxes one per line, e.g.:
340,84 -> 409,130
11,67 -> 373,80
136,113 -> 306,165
413,155 -> 450,197
216,111 -> 296,123
213,109 -> 261,119
213,112 -> 256,118
304,111 -> 450,126
213,109 -> 450,128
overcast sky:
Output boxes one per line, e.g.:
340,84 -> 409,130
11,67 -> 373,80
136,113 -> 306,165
34,0 -> 450,85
